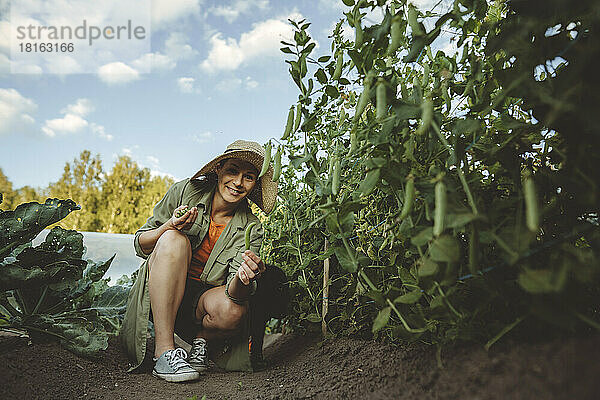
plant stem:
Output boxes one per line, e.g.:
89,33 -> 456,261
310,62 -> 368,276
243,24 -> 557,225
32,286 -> 48,315
431,121 -> 478,215
386,298 -> 428,334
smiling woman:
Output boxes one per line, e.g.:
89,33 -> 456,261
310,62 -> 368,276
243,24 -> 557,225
120,140 -> 278,382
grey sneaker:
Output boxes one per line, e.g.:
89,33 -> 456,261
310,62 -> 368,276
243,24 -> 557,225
152,348 -> 200,382
187,338 -> 209,372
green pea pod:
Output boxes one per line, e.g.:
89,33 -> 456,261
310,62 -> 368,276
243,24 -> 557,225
294,103 -> 302,132
523,170 -> 539,232
332,158 -> 341,196
272,147 -> 282,182
408,5 -> 424,36
423,64 -> 430,87
339,106 -> 346,123
387,16 -> 402,55
354,71 -> 375,121
175,206 -> 188,219
399,175 -> 415,220
355,23 -> 363,48
245,221 -> 258,250
259,142 -> 271,178
328,153 -> 335,177
348,129 -> 357,156
282,107 -> 294,140
332,52 -> 343,80
416,99 -> 433,135
442,80 -> 451,113
433,180 -> 447,236
376,79 -> 387,120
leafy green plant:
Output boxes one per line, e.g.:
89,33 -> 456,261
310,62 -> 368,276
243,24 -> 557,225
0,195 -> 129,357
263,0 -> 600,347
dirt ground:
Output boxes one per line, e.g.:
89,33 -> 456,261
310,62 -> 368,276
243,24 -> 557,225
1,330 -> 599,400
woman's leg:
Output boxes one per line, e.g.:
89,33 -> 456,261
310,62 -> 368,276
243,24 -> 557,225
194,285 -> 248,341
148,229 -> 192,358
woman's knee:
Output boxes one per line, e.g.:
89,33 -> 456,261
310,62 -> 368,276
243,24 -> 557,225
151,230 -> 191,261
209,298 -> 247,332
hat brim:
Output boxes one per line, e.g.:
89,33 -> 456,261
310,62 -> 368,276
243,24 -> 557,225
191,150 -> 277,214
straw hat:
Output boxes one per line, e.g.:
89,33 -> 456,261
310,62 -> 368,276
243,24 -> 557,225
191,140 -> 277,214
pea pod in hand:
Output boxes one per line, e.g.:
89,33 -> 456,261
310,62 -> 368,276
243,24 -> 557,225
175,206 -> 189,218
245,221 -> 258,250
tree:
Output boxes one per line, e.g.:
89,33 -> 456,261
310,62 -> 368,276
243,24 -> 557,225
101,155 -> 173,234
0,168 -> 16,210
47,150 -> 104,232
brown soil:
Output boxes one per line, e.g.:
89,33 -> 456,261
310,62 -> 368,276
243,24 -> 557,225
1,331 -> 599,400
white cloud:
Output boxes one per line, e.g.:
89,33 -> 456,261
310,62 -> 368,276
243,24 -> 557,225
146,155 -> 160,168
318,0 -> 346,12
152,0 -> 202,28
0,88 -> 37,135
132,52 -> 176,72
63,98 -> 93,117
245,76 -> 258,89
177,77 -> 196,93
200,16 -> 297,73
91,122 -> 113,141
215,77 -> 242,92
42,98 -> 112,141
42,113 -> 88,137
0,20 -> 10,55
208,0 -> 269,24
97,62 -> 140,85
165,32 -> 198,60
45,55 -> 84,74
188,131 -> 214,144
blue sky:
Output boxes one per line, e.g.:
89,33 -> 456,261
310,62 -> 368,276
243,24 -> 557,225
0,0 -> 453,190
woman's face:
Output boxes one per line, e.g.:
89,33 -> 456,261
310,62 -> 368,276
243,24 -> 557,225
215,158 -> 258,205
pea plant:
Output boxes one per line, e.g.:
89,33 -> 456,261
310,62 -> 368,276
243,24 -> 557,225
262,0 -> 600,347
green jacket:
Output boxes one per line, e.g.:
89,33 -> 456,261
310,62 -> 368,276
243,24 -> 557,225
120,177 -> 263,372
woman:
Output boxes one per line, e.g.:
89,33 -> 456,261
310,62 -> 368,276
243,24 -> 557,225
120,140 -> 277,382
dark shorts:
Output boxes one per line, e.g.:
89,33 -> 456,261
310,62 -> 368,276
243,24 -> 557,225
150,278 -> 214,343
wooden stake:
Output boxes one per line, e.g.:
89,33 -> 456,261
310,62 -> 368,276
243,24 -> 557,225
322,239 -> 330,337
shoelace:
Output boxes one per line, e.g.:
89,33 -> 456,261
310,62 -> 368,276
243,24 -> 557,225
167,348 -> 190,371
190,340 -> 207,361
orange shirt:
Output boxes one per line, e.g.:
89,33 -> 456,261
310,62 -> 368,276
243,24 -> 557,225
188,219 -> 227,281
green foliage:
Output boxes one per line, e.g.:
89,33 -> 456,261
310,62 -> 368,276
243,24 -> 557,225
264,0 -> 600,345
0,198 -> 129,358
1,149 -> 174,234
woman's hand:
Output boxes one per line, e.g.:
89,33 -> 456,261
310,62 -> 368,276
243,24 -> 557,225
236,250 -> 266,285
170,205 -> 198,231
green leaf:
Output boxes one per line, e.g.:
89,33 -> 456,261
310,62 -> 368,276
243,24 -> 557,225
0,198 -> 80,258
518,267 -> 568,294
306,313 -> 321,323
280,47 -> 294,54
394,289 -> 423,304
429,235 -> 460,263
418,258 -> 438,278
0,261 -> 80,291
325,85 -> 339,98
411,227 -> 433,247
372,306 -> 391,333
334,245 -> 358,273
445,213 -> 478,229
318,55 -> 331,62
